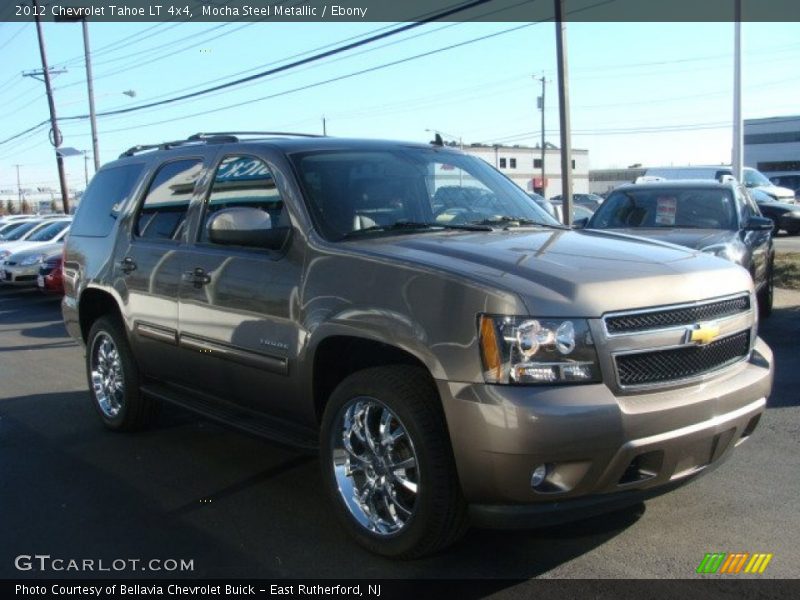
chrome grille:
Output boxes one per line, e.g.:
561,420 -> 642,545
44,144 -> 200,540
605,295 -> 750,334
615,331 -> 750,387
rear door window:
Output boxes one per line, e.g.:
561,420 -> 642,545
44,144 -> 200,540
135,159 -> 203,241
70,163 -> 145,237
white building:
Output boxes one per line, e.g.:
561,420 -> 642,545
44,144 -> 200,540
460,143 -> 590,199
744,115 -> 800,178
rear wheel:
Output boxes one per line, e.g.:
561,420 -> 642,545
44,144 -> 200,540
86,316 -> 155,431
320,366 -> 468,558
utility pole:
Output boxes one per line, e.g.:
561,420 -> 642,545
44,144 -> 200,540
322,116 -> 327,136
554,0 -> 573,226
732,0 -> 743,182
31,0 -> 70,214
83,151 -> 89,186
536,74 -> 547,196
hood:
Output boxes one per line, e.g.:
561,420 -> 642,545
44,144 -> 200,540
757,184 -> 795,200
6,242 -> 63,262
347,228 -> 752,317
605,228 -> 739,251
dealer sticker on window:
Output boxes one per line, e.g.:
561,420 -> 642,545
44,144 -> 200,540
655,196 -> 677,225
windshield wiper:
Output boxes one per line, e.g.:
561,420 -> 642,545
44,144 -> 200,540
339,220 -> 491,240
471,216 -> 568,229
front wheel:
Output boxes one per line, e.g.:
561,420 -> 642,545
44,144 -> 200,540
320,366 -> 468,558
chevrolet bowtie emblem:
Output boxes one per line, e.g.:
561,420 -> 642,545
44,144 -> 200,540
686,322 -> 721,345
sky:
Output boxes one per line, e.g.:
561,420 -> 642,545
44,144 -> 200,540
0,15 -> 798,194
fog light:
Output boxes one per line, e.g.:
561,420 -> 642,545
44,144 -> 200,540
531,464 -> 548,488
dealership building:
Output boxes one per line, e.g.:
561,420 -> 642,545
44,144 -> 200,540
461,143 -> 590,198
744,115 -> 800,177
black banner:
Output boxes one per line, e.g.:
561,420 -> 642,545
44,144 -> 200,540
2,0 -> 800,23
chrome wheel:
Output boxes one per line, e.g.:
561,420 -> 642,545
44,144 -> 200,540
90,333 -> 125,418
331,397 -> 419,536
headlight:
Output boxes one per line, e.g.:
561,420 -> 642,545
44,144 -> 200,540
701,243 -> 745,265
478,315 -> 601,384
20,254 -> 45,266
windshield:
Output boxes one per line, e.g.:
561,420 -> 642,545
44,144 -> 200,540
0,222 -> 27,237
27,220 -> 69,242
744,168 -> 772,187
3,221 -> 42,241
290,147 -> 559,240
588,188 -> 738,230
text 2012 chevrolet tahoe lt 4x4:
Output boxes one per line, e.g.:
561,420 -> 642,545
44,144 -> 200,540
62,133 -> 773,558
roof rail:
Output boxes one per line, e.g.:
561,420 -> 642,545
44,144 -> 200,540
119,131 -> 325,157
188,131 -> 325,140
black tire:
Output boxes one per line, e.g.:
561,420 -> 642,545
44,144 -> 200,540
320,365 -> 468,559
86,315 -> 155,431
757,261 -> 774,319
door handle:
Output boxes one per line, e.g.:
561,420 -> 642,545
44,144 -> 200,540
119,257 -> 137,274
183,267 -> 211,287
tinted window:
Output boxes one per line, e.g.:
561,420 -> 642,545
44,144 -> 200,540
0,221 -> 31,238
200,155 -> 285,245
27,220 -> 69,242
135,159 -> 202,241
70,163 -> 145,237
589,188 -> 737,230
3,220 -> 42,240
292,149 -> 557,241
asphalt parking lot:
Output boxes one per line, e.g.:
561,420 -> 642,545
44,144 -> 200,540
0,286 -> 798,583
774,232 -> 800,253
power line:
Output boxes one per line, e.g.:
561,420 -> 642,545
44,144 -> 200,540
0,23 -> 29,52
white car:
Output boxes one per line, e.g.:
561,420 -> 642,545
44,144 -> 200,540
0,219 -> 71,262
0,241 -> 63,286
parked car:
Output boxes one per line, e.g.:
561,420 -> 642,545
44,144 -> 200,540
550,200 -> 594,224
643,165 -> 795,202
0,218 -> 39,240
582,180 -> 774,316
748,188 -> 800,235
526,192 -> 556,218
0,242 -> 64,286
548,193 -> 604,212
63,133 -> 771,558
0,219 -> 70,263
768,174 -> 800,200
38,253 -> 64,295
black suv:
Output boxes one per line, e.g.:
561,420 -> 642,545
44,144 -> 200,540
63,133 -> 772,558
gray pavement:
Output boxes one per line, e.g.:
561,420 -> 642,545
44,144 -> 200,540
774,232 -> 800,253
0,285 -> 798,582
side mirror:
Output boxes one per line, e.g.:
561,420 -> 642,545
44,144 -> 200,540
744,216 -> 774,232
207,207 -> 291,250
572,217 -> 588,229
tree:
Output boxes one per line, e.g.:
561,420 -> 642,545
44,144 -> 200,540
49,199 -> 58,214
5,199 -> 16,215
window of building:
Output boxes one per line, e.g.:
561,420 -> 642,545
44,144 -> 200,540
135,159 -> 203,241
200,155 -> 285,245
533,158 -> 542,169
509,158 -> 517,169
499,158 -> 507,169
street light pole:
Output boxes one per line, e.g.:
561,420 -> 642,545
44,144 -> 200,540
554,0 -> 573,226
732,0 -> 743,182
537,74 -> 547,196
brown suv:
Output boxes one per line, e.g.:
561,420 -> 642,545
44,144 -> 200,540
62,133 -> 773,558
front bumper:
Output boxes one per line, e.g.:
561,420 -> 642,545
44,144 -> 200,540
437,337 -> 772,525
0,263 -> 40,285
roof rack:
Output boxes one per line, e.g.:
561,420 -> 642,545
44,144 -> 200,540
119,131 -> 325,158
